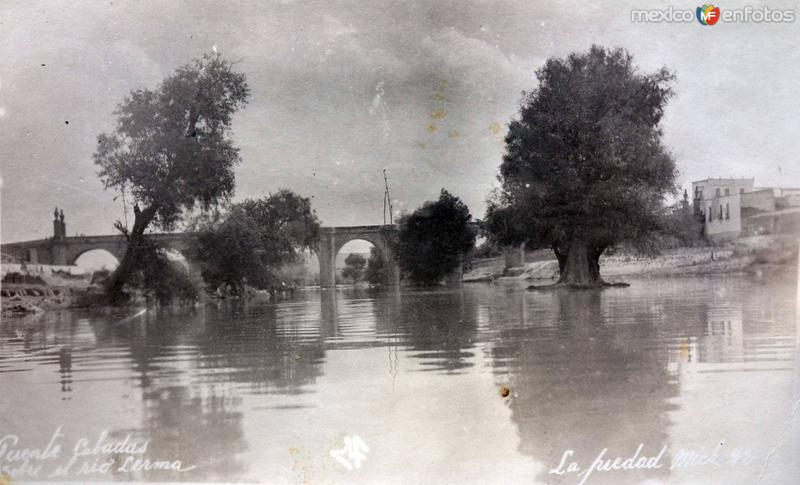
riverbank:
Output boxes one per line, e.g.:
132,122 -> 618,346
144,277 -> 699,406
464,235 -> 798,283
0,266 -> 101,318
3,236 -> 797,319
0,266 -> 299,319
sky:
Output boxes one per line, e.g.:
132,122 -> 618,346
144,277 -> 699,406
1,0 -> 798,243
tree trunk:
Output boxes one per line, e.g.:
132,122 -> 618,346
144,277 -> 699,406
105,204 -> 158,303
552,244 -> 567,274
556,240 -> 604,287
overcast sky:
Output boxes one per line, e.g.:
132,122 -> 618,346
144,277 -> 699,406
1,0 -> 798,243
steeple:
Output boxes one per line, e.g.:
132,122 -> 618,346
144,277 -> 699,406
52,208 -> 67,240
53,207 -> 62,240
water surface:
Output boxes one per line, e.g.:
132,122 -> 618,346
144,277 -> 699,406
1,276 -> 798,484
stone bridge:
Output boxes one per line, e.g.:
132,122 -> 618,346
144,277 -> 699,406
317,225 -> 400,287
1,233 -> 194,268
1,210 -> 402,288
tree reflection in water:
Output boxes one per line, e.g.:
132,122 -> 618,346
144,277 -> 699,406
95,301 -> 328,481
123,384 -> 246,482
3,278 -> 793,483
491,289 -> 680,484
392,288 -> 479,374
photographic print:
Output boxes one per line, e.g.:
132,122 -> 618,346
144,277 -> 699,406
1,1 -> 798,484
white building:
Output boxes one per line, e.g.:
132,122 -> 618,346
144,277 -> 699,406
692,177 -> 800,243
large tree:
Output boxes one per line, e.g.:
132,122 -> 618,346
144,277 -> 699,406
395,189 -> 476,285
94,52 -> 250,301
190,190 -> 320,293
487,46 -> 677,287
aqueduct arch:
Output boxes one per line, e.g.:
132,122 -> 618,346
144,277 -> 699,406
316,225 -> 400,288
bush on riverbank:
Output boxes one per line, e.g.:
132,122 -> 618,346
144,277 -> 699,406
127,246 -> 200,305
189,191 -> 320,295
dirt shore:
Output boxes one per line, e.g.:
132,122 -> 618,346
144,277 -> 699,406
0,266 -> 99,318
464,236 -> 798,284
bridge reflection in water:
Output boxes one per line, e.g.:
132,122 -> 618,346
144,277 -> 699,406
0,278 -> 797,483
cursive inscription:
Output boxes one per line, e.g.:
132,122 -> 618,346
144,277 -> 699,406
549,442 -> 755,484
0,428 -> 194,480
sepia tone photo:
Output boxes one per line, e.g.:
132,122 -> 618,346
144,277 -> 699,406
1,1 -> 798,484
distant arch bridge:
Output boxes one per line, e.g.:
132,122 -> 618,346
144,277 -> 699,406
1,217 -> 401,288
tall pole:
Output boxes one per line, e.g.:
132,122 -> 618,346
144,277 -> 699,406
383,169 -> 393,225
381,169 -> 400,286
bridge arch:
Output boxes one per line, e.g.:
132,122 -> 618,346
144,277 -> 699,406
67,242 -> 127,266
161,247 -> 190,268
333,236 -> 386,260
334,238 -> 385,285
73,248 -> 120,271
2,220 -> 401,289
317,226 -> 400,288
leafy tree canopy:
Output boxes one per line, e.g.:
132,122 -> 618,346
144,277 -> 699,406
190,190 -> 320,292
487,46 -> 677,286
95,52 -> 250,229
395,189 -> 476,285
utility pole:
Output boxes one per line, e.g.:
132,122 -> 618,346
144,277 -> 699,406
383,169 -> 393,226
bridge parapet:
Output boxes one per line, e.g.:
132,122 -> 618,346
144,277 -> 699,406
319,224 -> 398,234
1,232 -> 198,266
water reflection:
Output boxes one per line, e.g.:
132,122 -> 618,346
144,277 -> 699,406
0,277 -> 796,484
58,346 -> 72,393
393,289 -> 478,373
125,303 -> 328,480
124,384 -> 246,482
490,289 -> 678,484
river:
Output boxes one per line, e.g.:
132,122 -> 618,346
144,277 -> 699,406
1,276 -> 798,484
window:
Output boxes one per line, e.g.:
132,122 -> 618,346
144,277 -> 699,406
725,188 -> 730,196
708,208 -> 712,222
725,203 -> 729,220
719,205 -> 723,220
716,188 -> 721,197
740,188 -> 745,194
